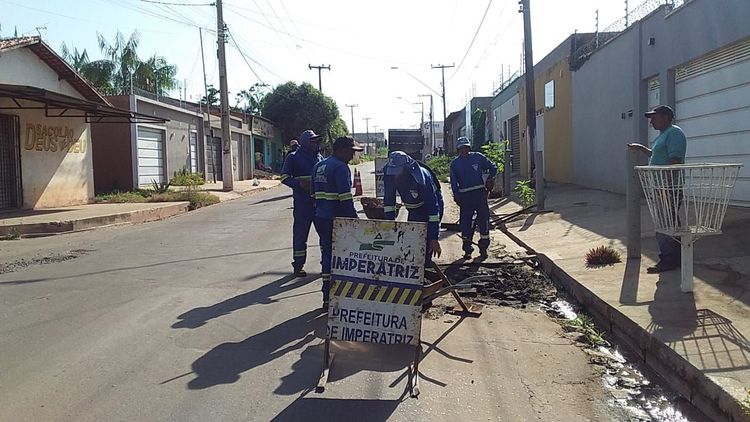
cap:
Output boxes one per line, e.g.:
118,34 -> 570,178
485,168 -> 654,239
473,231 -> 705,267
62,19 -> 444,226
384,151 -> 413,176
644,105 -> 674,119
299,130 -> 323,146
289,139 -> 299,147
455,136 -> 471,149
332,136 -> 364,151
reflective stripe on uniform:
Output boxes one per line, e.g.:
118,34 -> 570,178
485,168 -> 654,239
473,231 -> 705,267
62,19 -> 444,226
293,250 -> 307,257
296,175 -> 312,180
458,184 -> 485,193
428,214 -> 440,222
314,192 -> 339,200
383,205 -> 396,212
338,192 -> 353,201
404,201 -> 424,209
480,234 -> 490,240
280,174 -> 291,181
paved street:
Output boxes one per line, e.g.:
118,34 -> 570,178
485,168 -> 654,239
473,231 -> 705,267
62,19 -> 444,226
0,162 -> 623,421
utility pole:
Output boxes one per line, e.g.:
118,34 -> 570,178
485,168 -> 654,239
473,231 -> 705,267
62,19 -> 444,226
419,94 -> 434,154
345,104 -> 358,137
520,0 -> 543,208
431,64 -> 454,151
362,117 -> 371,152
199,27 -> 215,180
216,0 -> 233,191
309,64 -> 331,92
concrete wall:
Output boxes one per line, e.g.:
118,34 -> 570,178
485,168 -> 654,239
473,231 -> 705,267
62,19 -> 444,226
571,0 -> 750,193
0,48 -> 94,208
8,105 -> 94,208
91,97 -> 134,192
136,97 -> 203,180
490,77 -> 522,141
0,48 -> 81,97
539,60 -> 573,183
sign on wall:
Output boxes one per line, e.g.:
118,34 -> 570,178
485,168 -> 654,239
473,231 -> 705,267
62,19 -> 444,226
328,218 -> 426,346
24,123 -> 86,153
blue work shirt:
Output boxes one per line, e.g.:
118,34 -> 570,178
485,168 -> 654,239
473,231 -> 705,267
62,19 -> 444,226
312,156 -> 358,220
649,124 -> 687,165
450,152 -> 498,201
383,164 -> 441,241
280,148 -> 323,204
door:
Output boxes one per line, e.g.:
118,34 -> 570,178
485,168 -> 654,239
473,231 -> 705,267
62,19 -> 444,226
675,38 -> 750,205
0,114 -> 21,210
137,126 -> 166,186
189,131 -> 198,173
206,137 -> 222,182
509,115 -> 521,175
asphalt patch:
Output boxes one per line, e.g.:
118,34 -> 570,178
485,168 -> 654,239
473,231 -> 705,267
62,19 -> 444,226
0,249 -> 92,274
442,262 -> 557,307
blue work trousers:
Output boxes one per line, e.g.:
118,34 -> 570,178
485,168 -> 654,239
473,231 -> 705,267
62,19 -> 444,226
459,193 -> 490,254
292,201 -> 317,270
314,216 -> 333,301
407,210 -> 435,267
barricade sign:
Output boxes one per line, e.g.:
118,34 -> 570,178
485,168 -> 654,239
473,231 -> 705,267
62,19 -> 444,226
327,218 -> 425,345
318,217 -> 426,396
375,158 -> 387,198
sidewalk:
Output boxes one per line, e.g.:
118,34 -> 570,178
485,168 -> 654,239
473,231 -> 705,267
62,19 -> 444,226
0,179 -> 281,238
494,183 -> 750,421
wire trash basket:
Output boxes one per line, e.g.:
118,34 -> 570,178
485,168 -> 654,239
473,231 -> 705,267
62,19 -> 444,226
635,163 -> 742,292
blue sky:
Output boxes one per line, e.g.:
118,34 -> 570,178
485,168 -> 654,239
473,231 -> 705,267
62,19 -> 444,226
2,0 -> 628,135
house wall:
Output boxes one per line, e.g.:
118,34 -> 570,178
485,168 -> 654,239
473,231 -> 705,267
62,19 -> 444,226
136,98 -> 203,179
571,0 -> 750,193
539,60 -> 573,183
91,109 -> 133,192
0,48 -> 93,208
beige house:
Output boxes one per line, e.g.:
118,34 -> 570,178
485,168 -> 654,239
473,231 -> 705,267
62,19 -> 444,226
0,36 -> 159,210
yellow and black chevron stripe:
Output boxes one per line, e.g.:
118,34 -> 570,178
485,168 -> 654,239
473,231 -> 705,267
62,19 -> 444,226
330,279 -> 422,306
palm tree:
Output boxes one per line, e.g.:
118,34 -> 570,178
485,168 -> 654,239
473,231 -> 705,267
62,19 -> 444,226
97,30 -> 141,92
134,55 -> 178,96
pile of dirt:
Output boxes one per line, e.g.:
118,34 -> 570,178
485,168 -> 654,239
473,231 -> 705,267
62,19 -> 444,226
442,262 -> 557,307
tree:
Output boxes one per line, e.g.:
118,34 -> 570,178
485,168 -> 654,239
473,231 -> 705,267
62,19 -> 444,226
235,83 -> 269,115
262,82 -> 343,144
133,54 -> 177,96
471,108 -> 487,150
200,85 -> 220,107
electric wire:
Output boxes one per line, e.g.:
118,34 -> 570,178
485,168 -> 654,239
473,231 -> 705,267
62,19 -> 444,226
450,0 -> 494,80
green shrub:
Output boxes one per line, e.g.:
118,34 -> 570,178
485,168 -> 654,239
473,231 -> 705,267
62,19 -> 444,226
95,190 -> 149,203
480,141 -> 507,173
514,180 -> 536,207
170,169 -> 205,186
426,155 -> 455,183
149,191 -> 219,210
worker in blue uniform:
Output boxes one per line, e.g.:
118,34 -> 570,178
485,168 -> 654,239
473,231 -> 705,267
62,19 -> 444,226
280,130 -> 323,277
383,151 -> 442,265
450,136 -> 497,259
311,136 -> 362,310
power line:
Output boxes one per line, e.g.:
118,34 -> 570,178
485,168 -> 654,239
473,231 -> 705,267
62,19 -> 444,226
450,0 -> 494,80
226,27 -> 274,84
139,0 -> 214,5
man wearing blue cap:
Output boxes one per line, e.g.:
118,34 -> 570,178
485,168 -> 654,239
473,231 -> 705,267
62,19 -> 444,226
311,136 -> 363,310
280,130 -> 323,277
383,151 -> 443,264
450,136 -> 497,259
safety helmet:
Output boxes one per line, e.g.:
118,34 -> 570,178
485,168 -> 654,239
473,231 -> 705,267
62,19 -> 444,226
455,136 -> 471,150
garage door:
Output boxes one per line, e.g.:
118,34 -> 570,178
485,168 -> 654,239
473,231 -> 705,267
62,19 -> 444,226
137,126 -> 165,187
0,114 -> 21,210
509,115 -> 521,175
675,38 -> 750,206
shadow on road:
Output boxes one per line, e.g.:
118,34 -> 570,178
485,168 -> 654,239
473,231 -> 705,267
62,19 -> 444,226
172,274 -> 319,329
249,194 -> 293,205
187,309 -> 325,389
271,396 -> 402,422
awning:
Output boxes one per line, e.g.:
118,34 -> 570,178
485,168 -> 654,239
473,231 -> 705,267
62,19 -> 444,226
0,84 -> 167,124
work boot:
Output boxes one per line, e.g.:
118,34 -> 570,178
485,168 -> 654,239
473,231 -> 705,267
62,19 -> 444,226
293,268 -> 307,277
462,253 -> 472,260
479,250 -> 488,259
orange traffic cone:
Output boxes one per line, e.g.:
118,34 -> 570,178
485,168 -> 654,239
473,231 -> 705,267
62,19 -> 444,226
353,168 -> 363,196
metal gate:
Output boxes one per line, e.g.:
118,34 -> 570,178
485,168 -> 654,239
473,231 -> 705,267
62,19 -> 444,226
206,137 -> 222,182
189,131 -> 198,173
0,114 -> 21,210
509,115 -> 521,175
137,126 -> 166,186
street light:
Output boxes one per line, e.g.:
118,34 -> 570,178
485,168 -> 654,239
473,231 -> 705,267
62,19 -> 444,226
418,94 -> 434,154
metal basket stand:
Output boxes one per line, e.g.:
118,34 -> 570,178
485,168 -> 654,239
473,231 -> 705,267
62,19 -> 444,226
636,163 -> 742,292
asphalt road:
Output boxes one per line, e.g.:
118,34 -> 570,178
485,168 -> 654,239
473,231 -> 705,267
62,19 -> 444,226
0,161 -> 618,421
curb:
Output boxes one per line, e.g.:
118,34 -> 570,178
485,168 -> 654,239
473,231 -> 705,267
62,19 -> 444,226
537,254 -> 747,422
0,202 -> 190,238
494,207 -> 748,422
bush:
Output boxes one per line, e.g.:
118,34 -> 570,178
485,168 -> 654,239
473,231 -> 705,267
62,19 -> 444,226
480,141 -> 507,173
426,155 -> 455,183
170,169 -> 205,186
585,245 -> 622,267
95,190 -> 149,203
149,191 -> 219,210
514,180 -> 535,207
